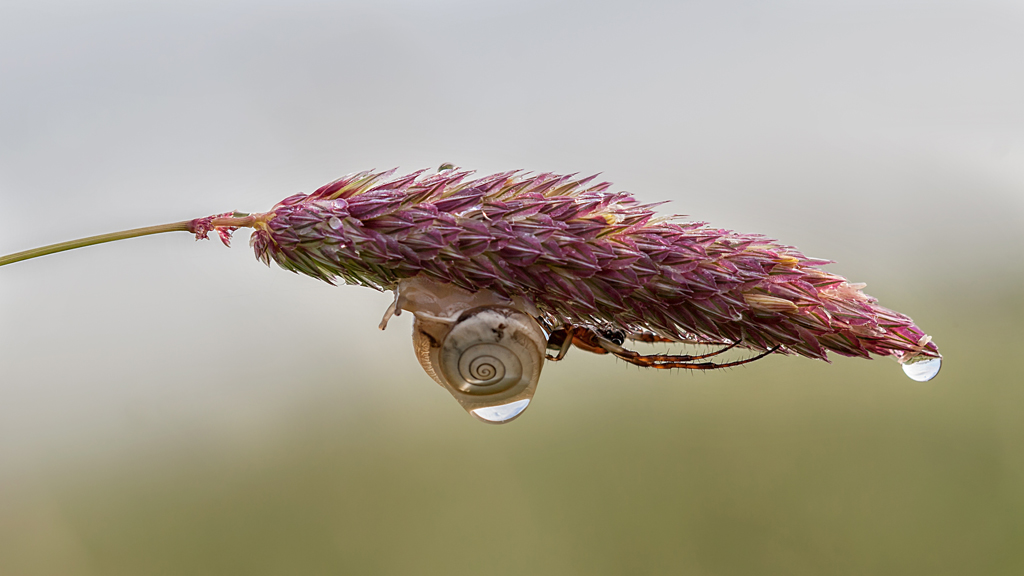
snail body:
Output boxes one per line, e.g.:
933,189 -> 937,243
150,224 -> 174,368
381,275 -> 547,424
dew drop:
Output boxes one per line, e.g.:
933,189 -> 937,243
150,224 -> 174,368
471,399 -> 530,424
328,216 -> 343,230
902,357 -> 942,382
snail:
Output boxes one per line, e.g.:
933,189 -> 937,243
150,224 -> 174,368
379,275 -> 548,424
377,274 -> 782,424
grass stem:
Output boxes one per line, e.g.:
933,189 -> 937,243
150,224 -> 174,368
1,220 -> 195,267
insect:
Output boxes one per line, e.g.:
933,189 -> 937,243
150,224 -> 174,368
0,165 -> 942,424
542,324 -> 777,369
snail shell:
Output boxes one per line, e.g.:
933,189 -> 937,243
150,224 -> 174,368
387,275 -> 547,424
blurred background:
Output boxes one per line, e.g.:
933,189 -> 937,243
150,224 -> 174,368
1,0 -> 1022,574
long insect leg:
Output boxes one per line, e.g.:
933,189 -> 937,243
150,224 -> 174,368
611,345 -> 781,370
592,332 -> 780,370
625,331 -> 741,359
602,336 -> 742,361
545,324 -> 779,369
642,340 -> 743,361
625,331 -> 675,343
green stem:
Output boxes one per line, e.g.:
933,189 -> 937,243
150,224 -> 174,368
0,214 -> 250,267
0,221 -> 193,267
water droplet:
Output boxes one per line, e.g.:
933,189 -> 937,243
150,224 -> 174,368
328,216 -> 343,230
902,357 -> 941,382
438,162 -> 455,172
471,399 -> 530,424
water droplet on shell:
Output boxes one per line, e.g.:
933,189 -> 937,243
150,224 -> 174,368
471,399 -> 530,424
902,357 -> 941,382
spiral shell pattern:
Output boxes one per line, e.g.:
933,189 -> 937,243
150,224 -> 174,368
448,343 -> 521,395
438,308 -> 538,396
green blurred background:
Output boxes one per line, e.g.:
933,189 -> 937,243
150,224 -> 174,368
1,1 -> 1022,574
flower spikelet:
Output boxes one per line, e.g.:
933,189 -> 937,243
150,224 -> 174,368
248,167 -> 941,363
191,212 -> 238,247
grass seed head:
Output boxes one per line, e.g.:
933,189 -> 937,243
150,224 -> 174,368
241,167 -> 940,363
